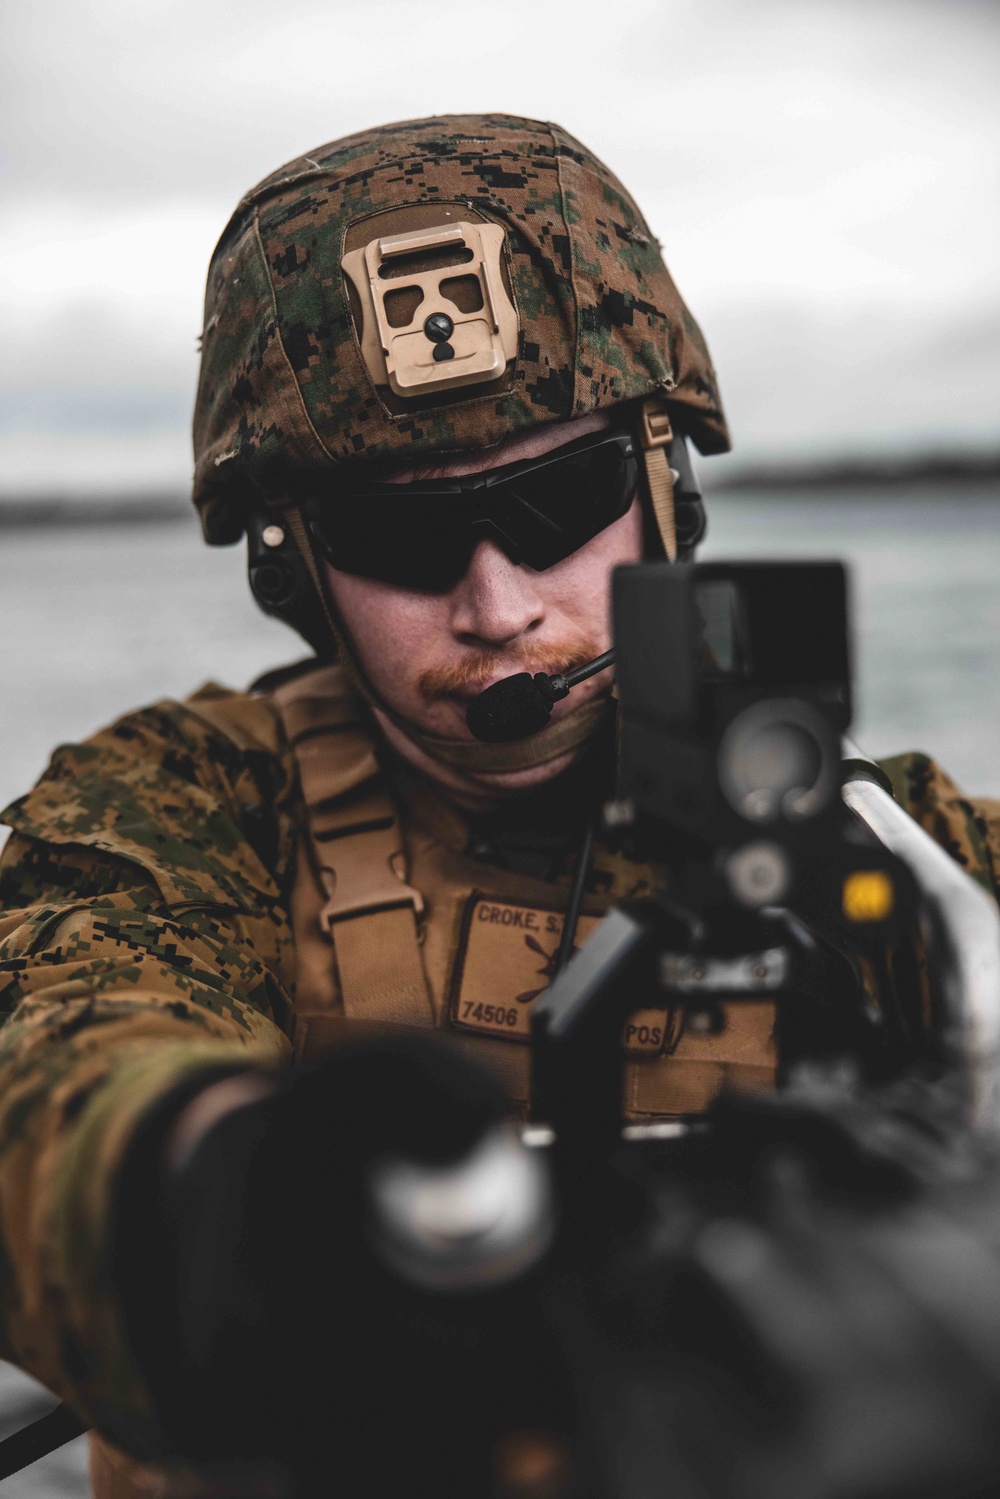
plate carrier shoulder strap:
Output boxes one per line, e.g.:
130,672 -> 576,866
269,664 -> 435,1029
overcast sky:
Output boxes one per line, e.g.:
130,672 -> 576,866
1,0 -> 998,495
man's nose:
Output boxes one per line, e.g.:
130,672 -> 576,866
449,540 -> 545,647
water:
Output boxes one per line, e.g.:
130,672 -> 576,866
700,487 -> 1000,794
0,487 -> 997,821
0,485 -> 997,1495
0,514 -> 301,823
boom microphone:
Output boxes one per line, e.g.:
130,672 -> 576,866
466,650 -> 615,744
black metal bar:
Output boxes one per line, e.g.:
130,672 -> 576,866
0,1402 -> 88,1480
561,648 -> 615,691
555,822 -> 594,976
532,906 -> 656,1142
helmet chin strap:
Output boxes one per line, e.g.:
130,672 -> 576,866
404,691 -> 612,773
282,506 -> 612,774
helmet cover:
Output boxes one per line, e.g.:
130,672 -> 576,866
193,114 -> 730,543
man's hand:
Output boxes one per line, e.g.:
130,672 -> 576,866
110,1035 -> 554,1493
164,1071 -> 277,1175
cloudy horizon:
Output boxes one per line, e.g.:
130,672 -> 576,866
2,0 -> 998,497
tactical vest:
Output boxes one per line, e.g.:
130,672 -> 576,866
273,662 -> 776,1118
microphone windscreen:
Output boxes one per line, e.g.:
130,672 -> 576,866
465,673 -> 553,743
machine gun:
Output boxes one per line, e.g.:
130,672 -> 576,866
532,559 -> 1000,1142
358,560 -> 1000,1499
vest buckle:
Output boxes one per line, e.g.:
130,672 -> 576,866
317,822 -> 425,933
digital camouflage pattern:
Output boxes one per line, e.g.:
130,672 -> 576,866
0,687 -> 299,1444
0,681 -> 997,1451
192,114 -> 730,543
880,751 -> 1000,896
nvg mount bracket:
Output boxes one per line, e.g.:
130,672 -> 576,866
342,221 -> 519,399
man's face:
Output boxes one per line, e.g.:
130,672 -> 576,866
323,411 -> 644,805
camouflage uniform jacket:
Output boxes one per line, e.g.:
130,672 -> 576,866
0,669 -> 998,1449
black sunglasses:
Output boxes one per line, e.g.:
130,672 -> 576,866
308,428 -> 639,594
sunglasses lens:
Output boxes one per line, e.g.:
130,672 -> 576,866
310,433 -> 637,592
313,501 -> 472,592
503,443 -> 636,564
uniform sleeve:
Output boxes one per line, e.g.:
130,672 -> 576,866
878,751 -> 1000,901
0,686 -> 299,1442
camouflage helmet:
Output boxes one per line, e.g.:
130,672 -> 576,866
192,113 -> 730,545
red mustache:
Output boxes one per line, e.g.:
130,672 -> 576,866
418,631 -> 601,703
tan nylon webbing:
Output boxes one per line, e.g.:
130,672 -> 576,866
642,445 -> 677,564
638,396 -> 677,564
270,665 -> 434,1029
330,906 -> 434,1027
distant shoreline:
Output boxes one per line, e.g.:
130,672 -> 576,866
0,494 -> 192,529
708,452 -> 1000,494
0,457 -> 997,528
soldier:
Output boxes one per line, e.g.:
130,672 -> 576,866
0,115 -> 998,1497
